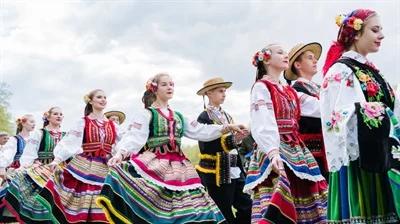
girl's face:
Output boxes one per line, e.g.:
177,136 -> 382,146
90,90 -> 107,111
23,116 -> 35,132
156,75 -> 174,101
354,15 -> 384,55
47,107 -> 63,127
264,45 -> 289,71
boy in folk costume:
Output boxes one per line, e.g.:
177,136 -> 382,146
196,77 -> 252,224
105,110 -> 126,126
284,42 -> 329,178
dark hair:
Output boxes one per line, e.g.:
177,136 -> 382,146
84,89 -> 104,116
142,73 -> 170,108
255,60 -> 267,81
43,106 -> 61,128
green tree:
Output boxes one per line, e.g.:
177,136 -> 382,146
0,82 -> 13,133
181,144 -> 200,165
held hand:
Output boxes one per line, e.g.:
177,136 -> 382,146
47,158 -> 61,172
270,155 -> 284,174
107,153 -> 123,167
32,161 -> 42,168
227,124 -> 247,134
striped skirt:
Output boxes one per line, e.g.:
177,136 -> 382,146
3,165 -> 53,223
328,160 -> 399,223
244,142 -> 328,224
36,154 -> 109,223
0,170 -> 17,223
96,162 -> 226,224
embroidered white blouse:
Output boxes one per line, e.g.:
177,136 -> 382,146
250,80 -> 320,156
115,108 -> 224,155
0,135 -> 31,169
53,118 -> 121,162
320,50 -> 400,172
19,130 -> 64,166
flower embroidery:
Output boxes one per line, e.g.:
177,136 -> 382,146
359,102 -> 385,129
355,67 -> 384,102
322,72 -> 353,89
326,110 -> 348,132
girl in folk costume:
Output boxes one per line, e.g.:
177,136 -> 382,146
0,114 -> 35,222
321,9 -> 400,223
97,73 -> 245,224
244,44 -> 328,224
284,42 -> 329,178
3,107 -> 65,223
196,77 -> 252,224
36,90 -> 120,223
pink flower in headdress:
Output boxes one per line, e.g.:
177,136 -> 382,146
145,79 -> 157,92
252,48 -> 272,67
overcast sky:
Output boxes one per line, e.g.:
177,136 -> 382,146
1,0 -> 399,144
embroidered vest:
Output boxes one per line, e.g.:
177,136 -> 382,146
13,135 -> 26,161
37,129 -> 65,164
82,117 -> 116,157
145,107 -> 184,154
258,80 -> 300,135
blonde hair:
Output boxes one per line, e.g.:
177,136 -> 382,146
16,114 -> 34,134
84,89 -> 104,116
43,106 -> 61,128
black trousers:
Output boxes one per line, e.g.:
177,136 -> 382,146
203,178 -> 252,224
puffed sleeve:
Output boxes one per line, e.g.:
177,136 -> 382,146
53,118 -> 85,162
320,63 -> 365,172
297,92 -> 320,118
183,116 -> 224,142
20,130 -> 43,166
0,137 -> 17,168
114,109 -> 150,155
250,82 -> 280,155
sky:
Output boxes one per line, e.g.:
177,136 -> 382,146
1,0 -> 399,145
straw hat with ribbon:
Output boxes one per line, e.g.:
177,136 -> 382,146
105,111 -> 126,124
197,77 -> 232,96
284,42 -> 322,81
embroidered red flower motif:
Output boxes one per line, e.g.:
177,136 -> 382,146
333,73 -> 342,82
366,82 -> 379,97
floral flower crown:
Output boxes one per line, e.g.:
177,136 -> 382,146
335,14 -> 364,31
145,78 -> 158,93
252,48 -> 272,67
16,117 -> 27,124
42,111 -> 50,122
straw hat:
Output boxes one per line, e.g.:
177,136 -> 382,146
105,111 -> 126,124
284,42 -> 322,81
197,77 -> 232,96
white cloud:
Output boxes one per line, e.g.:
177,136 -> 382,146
1,0 -> 399,146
